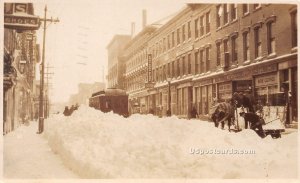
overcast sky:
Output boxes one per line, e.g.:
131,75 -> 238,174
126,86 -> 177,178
11,0 -> 186,103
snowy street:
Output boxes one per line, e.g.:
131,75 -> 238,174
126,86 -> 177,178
4,106 -> 297,179
3,121 -> 78,179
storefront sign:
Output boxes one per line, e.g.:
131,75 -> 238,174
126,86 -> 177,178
218,82 -> 232,92
252,64 -> 277,75
215,71 -> 250,83
255,73 -> 278,87
147,54 -> 152,82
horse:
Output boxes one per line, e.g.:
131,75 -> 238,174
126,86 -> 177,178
211,102 -> 235,131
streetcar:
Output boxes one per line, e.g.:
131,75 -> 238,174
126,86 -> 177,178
89,88 -> 129,117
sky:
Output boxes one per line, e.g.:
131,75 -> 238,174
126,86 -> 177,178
12,0 -> 187,103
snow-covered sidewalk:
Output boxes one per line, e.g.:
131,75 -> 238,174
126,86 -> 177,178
3,121 -> 78,179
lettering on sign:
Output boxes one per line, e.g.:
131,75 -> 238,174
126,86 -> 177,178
147,54 -> 152,82
15,3 -> 27,13
4,15 -> 40,30
218,82 -> 232,92
255,73 -> 278,87
252,64 -> 277,75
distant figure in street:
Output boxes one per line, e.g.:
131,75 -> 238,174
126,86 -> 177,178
149,108 -> 154,115
239,112 -> 266,137
69,105 -> 75,115
74,103 -> 79,110
190,106 -> 198,119
63,106 -> 70,116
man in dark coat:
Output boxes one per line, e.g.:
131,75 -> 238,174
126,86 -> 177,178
190,106 -> 198,119
239,112 -> 265,137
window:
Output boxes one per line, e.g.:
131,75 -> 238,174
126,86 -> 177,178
195,18 -> 199,38
206,12 -> 210,33
231,36 -> 238,62
243,4 -> 249,15
182,56 -> 186,75
231,4 -> 237,20
172,32 -> 175,47
223,4 -> 229,24
172,61 -> 175,78
177,59 -> 180,77
224,39 -> 228,53
156,68 -> 158,81
216,5 -> 222,28
200,49 -> 204,73
291,10 -> 297,47
163,38 -> 166,52
216,42 -> 221,66
206,47 -> 210,72
200,16 -> 204,36
163,65 -> 166,80
267,21 -> 275,54
253,4 -> 261,10
188,21 -> 191,39
188,54 -> 191,74
182,24 -> 186,42
177,28 -> 180,45
243,32 -> 250,61
254,27 -> 262,58
167,35 -> 170,50
195,51 -> 199,73
167,63 -> 170,78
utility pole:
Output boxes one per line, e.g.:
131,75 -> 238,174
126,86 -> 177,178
45,63 -> 54,119
38,5 -> 59,134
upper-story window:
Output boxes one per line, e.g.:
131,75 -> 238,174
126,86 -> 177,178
243,31 -> 250,61
163,37 -> 166,52
223,4 -> 229,24
231,35 -> 238,62
171,61 -> 175,78
216,42 -> 221,66
195,18 -> 199,38
188,53 -> 191,74
291,10 -> 297,47
200,15 -> 204,36
254,26 -> 262,58
195,51 -> 199,73
177,59 -> 180,77
182,24 -> 186,42
231,4 -> 237,20
206,12 -> 210,33
182,56 -> 186,75
267,20 -> 276,55
205,47 -> 210,72
216,5 -> 222,28
200,49 -> 204,73
167,62 -> 170,78
167,35 -> 170,50
243,4 -> 249,15
188,21 -> 191,39
172,32 -> 175,47
177,28 -> 180,45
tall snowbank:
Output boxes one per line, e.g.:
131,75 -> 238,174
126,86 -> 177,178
44,105 -> 297,178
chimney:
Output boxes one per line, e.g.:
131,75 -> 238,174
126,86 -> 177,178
131,22 -> 135,38
142,9 -> 147,29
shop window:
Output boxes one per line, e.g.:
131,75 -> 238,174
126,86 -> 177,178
200,16 -> 204,36
254,27 -> 262,58
206,12 -> 210,33
195,51 -> 199,73
188,21 -> 191,39
177,28 -> 180,45
188,53 -> 191,74
206,47 -> 210,72
231,36 -> 238,62
223,4 -> 229,24
195,18 -> 199,38
291,10 -> 297,47
216,5 -> 222,28
216,42 -> 221,66
267,21 -> 275,55
231,4 -> 237,20
182,24 -> 186,42
243,4 -> 249,15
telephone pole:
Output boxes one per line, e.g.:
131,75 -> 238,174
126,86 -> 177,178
45,63 -> 54,119
38,5 -> 59,134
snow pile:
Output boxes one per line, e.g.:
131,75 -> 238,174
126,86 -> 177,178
44,105 -> 297,178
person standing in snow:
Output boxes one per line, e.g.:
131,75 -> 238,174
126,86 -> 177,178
63,106 -> 70,116
239,112 -> 266,137
190,106 -> 198,119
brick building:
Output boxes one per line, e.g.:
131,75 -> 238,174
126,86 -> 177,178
109,3 -> 298,123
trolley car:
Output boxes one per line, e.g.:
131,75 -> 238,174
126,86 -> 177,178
89,88 -> 129,117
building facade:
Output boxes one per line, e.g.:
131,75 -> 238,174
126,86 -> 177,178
3,3 -> 41,134
106,35 -> 131,89
109,3 -> 298,123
